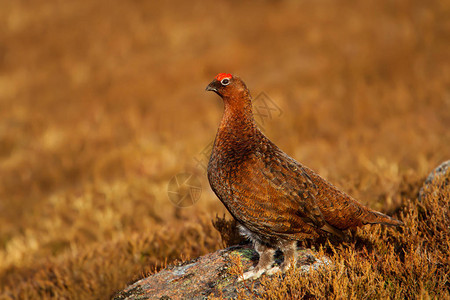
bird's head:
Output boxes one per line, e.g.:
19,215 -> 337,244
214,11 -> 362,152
205,73 -> 248,98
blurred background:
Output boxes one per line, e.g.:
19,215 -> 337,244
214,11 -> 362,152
0,0 -> 449,298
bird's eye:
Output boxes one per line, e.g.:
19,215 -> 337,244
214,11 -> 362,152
221,78 -> 230,86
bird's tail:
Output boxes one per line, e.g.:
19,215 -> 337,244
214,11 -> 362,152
362,210 -> 403,226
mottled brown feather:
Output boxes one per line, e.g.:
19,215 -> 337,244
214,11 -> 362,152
205,74 -> 402,278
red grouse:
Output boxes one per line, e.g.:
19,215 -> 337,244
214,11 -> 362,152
206,73 -> 402,280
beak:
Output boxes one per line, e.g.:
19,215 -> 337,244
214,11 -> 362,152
205,80 -> 220,94
205,84 -> 217,92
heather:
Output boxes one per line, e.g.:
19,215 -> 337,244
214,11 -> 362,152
0,0 -> 449,299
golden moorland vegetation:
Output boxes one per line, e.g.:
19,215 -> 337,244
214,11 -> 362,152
0,0 -> 449,299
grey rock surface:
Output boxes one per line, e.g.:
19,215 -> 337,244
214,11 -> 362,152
419,160 -> 450,200
113,244 -> 331,300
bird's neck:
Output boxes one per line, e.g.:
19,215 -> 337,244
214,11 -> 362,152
210,93 -> 261,164
219,94 -> 256,138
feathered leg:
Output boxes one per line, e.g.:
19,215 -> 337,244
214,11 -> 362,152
241,241 -> 276,280
240,240 -> 298,280
281,240 -> 298,271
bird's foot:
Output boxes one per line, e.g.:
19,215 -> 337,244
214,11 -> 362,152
238,265 -> 283,281
265,265 -> 281,275
239,267 -> 266,281
280,260 -> 293,273
264,260 -> 293,276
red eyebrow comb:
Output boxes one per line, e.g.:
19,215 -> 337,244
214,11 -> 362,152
215,73 -> 232,81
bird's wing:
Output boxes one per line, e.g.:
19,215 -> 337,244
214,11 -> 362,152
227,149 -> 332,238
260,150 -> 326,229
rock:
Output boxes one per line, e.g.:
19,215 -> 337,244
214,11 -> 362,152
113,244 -> 331,300
423,160 -> 450,186
419,160 -> 450,200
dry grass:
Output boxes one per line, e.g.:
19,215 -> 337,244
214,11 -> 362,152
0,0 -> 449,299
241,173 -> 449,299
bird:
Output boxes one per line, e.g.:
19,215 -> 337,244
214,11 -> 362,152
205,73 -> 403,280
